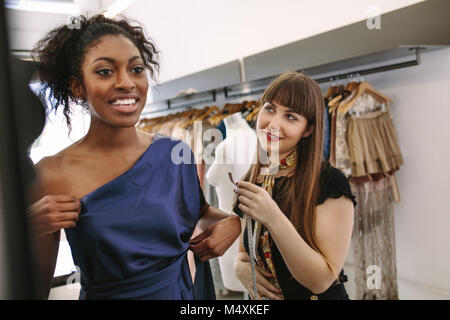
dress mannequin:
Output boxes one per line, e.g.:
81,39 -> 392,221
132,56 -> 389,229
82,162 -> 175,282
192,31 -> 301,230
206,112 -> 257,292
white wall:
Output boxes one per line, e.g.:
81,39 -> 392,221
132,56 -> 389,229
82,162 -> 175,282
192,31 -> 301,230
341,47 -> 450,299
29,104 -> 91,164
6,0 -> 116,51
7,9 -> 72,51
7,0 -> 424,82
122,0 -> 424,83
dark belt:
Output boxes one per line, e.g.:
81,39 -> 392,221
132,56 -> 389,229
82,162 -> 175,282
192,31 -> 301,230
332,271 -> 348,286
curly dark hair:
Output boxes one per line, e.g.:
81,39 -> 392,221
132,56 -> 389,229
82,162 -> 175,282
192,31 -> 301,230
32,14 -> 160,131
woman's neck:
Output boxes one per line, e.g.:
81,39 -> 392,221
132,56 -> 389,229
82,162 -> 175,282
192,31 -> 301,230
256,167 -> 295,183
267,150 -> 294,164
79,118 -> 144,153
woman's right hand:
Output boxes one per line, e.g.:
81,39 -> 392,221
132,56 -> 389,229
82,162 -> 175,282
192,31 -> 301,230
28,195 -> 81,237
234,253 -> 283,300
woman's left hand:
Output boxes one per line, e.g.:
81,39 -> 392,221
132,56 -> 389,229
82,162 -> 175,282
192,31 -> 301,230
235,181 -> 282,226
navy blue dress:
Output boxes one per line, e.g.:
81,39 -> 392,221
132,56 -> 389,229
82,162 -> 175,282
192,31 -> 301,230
65,133 -> 216,300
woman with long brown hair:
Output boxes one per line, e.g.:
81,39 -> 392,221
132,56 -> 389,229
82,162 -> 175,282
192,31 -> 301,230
233,72 -> 356,300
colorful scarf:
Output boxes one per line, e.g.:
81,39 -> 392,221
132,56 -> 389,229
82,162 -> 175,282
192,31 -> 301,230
252,150 -> 297,299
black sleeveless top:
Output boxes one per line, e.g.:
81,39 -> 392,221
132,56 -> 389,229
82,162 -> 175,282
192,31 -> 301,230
233,161 -> 357,300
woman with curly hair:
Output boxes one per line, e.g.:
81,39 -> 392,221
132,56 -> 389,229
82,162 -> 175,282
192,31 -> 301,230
28,14 -> 241,300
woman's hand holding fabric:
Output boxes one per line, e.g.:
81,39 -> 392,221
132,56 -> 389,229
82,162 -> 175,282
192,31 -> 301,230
28,195 -> 81,237
189,215 -> 241,261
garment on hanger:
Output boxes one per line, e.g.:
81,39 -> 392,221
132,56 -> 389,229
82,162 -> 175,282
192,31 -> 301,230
329,106 -> 337,166
348,109 -> 403,177
323,98 -> 331,161
324,80 -> 403,300
217,119 -> 227,140
193,117 -> 216,190
333,90 -> 356,177
350,175 -> 399,300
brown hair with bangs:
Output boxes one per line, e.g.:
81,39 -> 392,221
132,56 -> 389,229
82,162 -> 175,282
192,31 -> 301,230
238,71 -> 338,278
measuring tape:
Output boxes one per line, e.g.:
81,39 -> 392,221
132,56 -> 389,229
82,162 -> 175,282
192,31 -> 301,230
229,172 -> 258,300
246,216 -> 258,300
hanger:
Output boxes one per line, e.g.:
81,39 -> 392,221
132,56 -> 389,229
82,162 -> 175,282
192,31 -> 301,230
325,76 -> 340,100
246,105 -> 261,122
246,100 -> 258,111
332,81 -> 358,111
338,81 -> 393,115
325,85 -> 336,100
209,103 -> 244,126
208,103 -> 232,126
181,105 -> 219,128
203,105 -> 219,117
345,79 -> 360,92
339,81 -> 393,115
325,75 -> 360,114
240,100 -> 258,121
231,103 -> 247,114
327,85 -> 345,113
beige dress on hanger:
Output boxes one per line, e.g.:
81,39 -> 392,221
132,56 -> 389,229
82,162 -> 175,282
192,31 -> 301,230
344,92 -> 402,300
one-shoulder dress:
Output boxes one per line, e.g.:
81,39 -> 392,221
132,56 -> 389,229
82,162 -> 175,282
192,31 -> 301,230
65,133 -> 215,299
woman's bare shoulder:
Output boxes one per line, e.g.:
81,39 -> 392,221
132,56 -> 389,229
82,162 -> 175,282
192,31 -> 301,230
33,143 -> 84,195
35,143 -> 81,173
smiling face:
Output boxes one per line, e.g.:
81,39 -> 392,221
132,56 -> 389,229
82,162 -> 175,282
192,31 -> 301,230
70,34 -> 149,128
256,101 -> 313,160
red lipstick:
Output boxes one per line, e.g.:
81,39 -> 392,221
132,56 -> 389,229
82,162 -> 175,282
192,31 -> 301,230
267,132 -> 280,142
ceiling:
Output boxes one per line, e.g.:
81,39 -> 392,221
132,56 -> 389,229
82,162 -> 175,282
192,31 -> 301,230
6,0 -> 425,83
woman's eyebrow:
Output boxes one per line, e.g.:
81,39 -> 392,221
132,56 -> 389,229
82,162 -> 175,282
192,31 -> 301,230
265,102 -> 298,114
92,56 -> 142,64
92,57 -> 115,64
129,56 -> 143,63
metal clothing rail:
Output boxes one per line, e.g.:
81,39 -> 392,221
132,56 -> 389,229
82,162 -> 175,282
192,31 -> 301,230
313,47 -> 422,84
141,47 -> 423,117
224,47 -> 423,98
141,89 -> 217,116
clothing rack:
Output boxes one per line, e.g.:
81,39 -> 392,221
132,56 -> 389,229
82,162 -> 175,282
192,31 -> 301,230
141,47 -> 423,117
313,47 -> 422,84
141,89 -> 216,116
